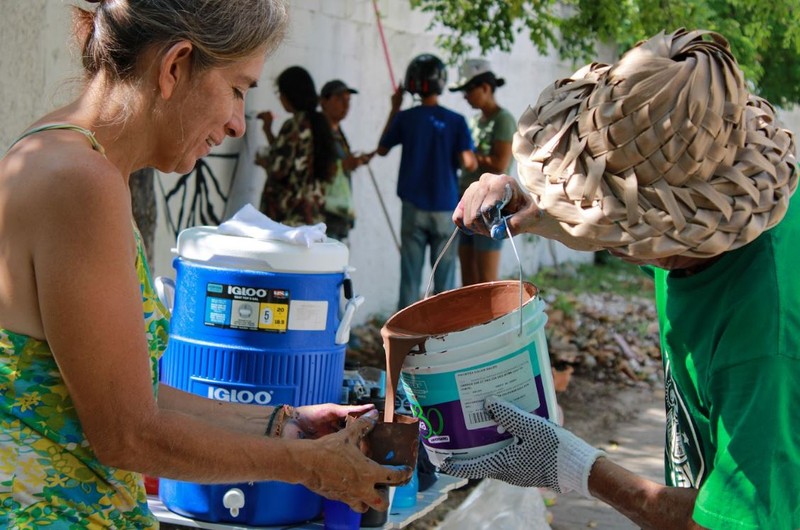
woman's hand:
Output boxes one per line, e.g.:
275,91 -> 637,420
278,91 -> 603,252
280,403 -> 375,439
453,173 -> 543,238
342,151 -> 375,172
257,111 -> 276,143
301,409 -> 413,512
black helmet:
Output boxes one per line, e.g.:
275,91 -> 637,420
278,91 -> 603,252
404,54 -> 447,96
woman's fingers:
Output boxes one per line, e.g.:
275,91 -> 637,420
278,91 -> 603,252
345,408 -> 379,442
311,414 -> 413,513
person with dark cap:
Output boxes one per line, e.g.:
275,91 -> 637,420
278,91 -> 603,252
376,53 -> 477,309
449,59 -> 516,285
319,79 -> 373,243
446,29 -> 799,528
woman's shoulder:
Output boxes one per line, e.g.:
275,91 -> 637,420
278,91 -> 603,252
3,132 -> 129,221
497,107 -> 516,123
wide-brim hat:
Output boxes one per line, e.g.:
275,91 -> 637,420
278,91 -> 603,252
513,29 -> 797,259
449,58 -> 505,92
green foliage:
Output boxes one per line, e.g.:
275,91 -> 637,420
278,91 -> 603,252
409,0 -> 800,107
528,254 -> 654,298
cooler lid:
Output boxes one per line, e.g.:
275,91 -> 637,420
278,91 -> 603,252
175,226 -> 349,273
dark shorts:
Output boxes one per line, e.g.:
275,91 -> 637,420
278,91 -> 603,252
459,231 -> 504,252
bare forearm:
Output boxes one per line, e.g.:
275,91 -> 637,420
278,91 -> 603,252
158,384 -> 271,437
99,403 -> 311,485
589,458 -> 703,529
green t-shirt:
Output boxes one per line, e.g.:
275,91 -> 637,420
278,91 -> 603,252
648,196 -> 800,529
460,107 -> 516,193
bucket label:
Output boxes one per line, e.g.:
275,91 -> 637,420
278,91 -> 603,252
203,282 -> 290,333
455,352 -> 541,429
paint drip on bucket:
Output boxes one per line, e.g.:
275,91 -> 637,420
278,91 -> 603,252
382,281 -> 558,467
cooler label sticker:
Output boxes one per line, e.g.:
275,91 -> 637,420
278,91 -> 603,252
258,302 -> 289,331
287,300 -> 328,331
204,283 -> 290,332
455,351 -> 540,429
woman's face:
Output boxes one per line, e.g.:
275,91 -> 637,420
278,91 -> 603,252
158,50 -> 267,174
463,82 -> 490,110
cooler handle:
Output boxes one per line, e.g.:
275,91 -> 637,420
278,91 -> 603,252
154,276 -> 175,314
335,295 -> 364,345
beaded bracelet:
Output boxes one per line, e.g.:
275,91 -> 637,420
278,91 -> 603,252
265,405 -> 295,438
265,405 -> 284,437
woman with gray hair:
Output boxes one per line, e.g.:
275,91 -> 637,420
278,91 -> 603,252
448,29 -> 799,528
0,1 -> 409,527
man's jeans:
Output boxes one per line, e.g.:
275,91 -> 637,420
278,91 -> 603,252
398,201 -> 457,310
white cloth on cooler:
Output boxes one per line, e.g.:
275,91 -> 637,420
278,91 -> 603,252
218,204 -> 327,248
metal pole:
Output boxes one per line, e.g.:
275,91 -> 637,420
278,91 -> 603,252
365,162 -> 401,252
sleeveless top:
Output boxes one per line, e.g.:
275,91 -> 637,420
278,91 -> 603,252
0,124 -> 169,528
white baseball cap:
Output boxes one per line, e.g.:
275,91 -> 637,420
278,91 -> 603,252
448,58 -> 505,92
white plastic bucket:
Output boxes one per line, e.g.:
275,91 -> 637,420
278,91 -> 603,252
386,281 -> 558,467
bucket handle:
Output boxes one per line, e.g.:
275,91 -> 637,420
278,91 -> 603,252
425,217 -> 524,337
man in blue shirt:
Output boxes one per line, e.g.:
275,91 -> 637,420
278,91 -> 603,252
377,54 -> 477,309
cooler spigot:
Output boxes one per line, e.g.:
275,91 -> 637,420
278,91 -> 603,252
222,488 -> 245,518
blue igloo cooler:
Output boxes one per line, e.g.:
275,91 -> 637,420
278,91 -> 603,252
158,226 -> 356,526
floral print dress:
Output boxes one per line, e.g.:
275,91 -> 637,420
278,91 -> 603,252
0,225 -> 169,529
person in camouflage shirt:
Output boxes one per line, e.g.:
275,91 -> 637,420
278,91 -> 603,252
257,66 -> 337,226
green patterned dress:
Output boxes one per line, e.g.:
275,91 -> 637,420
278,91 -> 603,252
0,124 -> 170,528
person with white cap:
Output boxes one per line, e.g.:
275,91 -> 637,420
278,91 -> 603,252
446,29 -> 799,528
449,59 -> 516,285
319,79 -> 373,243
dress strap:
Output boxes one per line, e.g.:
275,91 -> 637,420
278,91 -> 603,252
5,123 -> 106,156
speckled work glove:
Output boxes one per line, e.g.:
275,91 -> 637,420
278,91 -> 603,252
440,397 -> 605,498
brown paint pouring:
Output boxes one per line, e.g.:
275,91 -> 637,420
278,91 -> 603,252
381,281 -> 538,423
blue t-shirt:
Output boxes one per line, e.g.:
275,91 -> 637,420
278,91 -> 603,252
380,105 -> 474,211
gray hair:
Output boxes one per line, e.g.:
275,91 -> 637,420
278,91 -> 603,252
74,0 -> 288,81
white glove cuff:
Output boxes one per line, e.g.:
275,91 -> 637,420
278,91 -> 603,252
558,439 -> 606,498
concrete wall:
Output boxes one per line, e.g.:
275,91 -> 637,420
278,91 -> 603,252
4,1 -> 798,323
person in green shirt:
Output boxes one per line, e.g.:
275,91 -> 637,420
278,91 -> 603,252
446,29 -> 799,529
319,79 -> 373,243
449,59 -> 516,285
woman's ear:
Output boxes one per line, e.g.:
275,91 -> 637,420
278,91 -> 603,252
158,41 -> 194,100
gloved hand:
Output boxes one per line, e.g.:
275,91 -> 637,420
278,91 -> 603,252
439,397 -> 605,498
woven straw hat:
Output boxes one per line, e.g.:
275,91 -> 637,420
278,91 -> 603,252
514,28 -> 798,259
